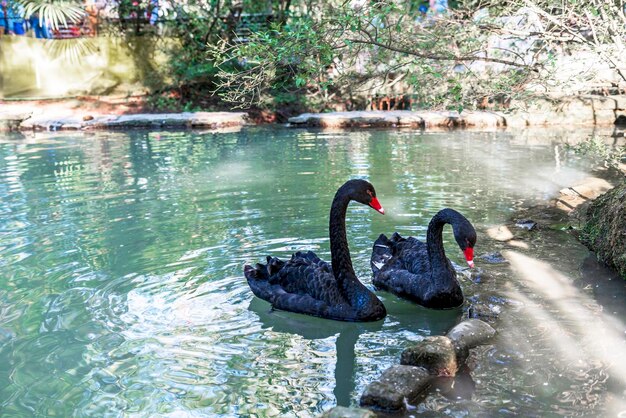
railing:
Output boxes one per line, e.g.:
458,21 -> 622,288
1,12 -> 275,40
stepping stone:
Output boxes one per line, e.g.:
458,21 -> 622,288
359,365 -> 432,412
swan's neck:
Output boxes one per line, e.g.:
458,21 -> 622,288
329,192 -> 356,281
426,210 -> 457,279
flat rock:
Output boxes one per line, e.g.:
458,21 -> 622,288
446,319 -> 496,358
359,365 -> 432,412
400,336 -> 458,376
321,406 -> 377,418
288,110 -> 506,129
554,177 -> 614,213
18,112 -> 249,131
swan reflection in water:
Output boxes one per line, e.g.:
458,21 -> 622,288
248,293 -> 474,407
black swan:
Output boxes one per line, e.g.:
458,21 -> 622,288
244,179 -> 387,322
371,208 -> 476,309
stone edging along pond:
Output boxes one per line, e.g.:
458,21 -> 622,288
288,95 -> 626,129
0,111 -> 249,132
1,94 -> 625,131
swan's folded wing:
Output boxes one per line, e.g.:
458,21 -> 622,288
272,252 -> 343,303
373,266 -> 410,293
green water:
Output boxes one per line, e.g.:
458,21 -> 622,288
0,128 -> 624,417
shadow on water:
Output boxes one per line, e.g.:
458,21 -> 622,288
379,294 -> 463,336
580,254 -> 626,319
249,293 -> 464,407
248,296 -> 383,406
433,365 -> 477,401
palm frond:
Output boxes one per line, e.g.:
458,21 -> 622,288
17,1 -> 85,31
45,37 -> 100,64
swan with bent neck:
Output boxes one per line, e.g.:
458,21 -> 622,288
244,179 -> 387,322
371,208 -> 476,309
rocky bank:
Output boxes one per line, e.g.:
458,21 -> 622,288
581,181 -> 626,280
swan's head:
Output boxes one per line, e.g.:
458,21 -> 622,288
342,179 -> 385,215
452,216 -> 477,268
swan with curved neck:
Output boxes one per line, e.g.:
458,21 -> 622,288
371,208 -> 476,309
244,179 -> 387,322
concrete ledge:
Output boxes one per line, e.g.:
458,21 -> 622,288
289,95 -> 626,129
288,110 -> 506,129
13,111 -> 249,131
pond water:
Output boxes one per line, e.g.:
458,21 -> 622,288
0,127 -> 624,417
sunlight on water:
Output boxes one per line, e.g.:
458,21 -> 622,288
0,127 -> 624,417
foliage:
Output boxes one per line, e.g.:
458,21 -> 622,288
211,16 -> 335,108
16,0 -> 625,111
212,0 -> 626,110
109,1 -> 295,109
16,0 -> 84,30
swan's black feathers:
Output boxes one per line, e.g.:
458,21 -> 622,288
372,232 -> 432,300
246,249 -> 386,321
371,209 -> 473,309
244,179 -> 387,322
245,251 -> 372,320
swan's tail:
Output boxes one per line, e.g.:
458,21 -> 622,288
371,232 -> 406,274
244,256 -> 285,281
371,234 -> 393,274
244,256 -> 285,302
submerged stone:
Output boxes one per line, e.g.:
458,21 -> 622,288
321,406 -> 377,418
360,381 -> 404,411
478,252 -> 508,264
400,336 -> 458,376
515,219 -> 537,230
468,302 -> 501,323
359,365 -> 432,412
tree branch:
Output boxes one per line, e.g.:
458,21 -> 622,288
345,38 -> 539,70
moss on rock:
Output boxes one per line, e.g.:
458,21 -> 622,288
400,336 -> 458,376
581,181 -> 626,280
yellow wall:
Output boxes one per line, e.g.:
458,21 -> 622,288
0,35 -> 175,98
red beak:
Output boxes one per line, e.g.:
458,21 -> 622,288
369,197 -> 384,214
463,247 -> 474,268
